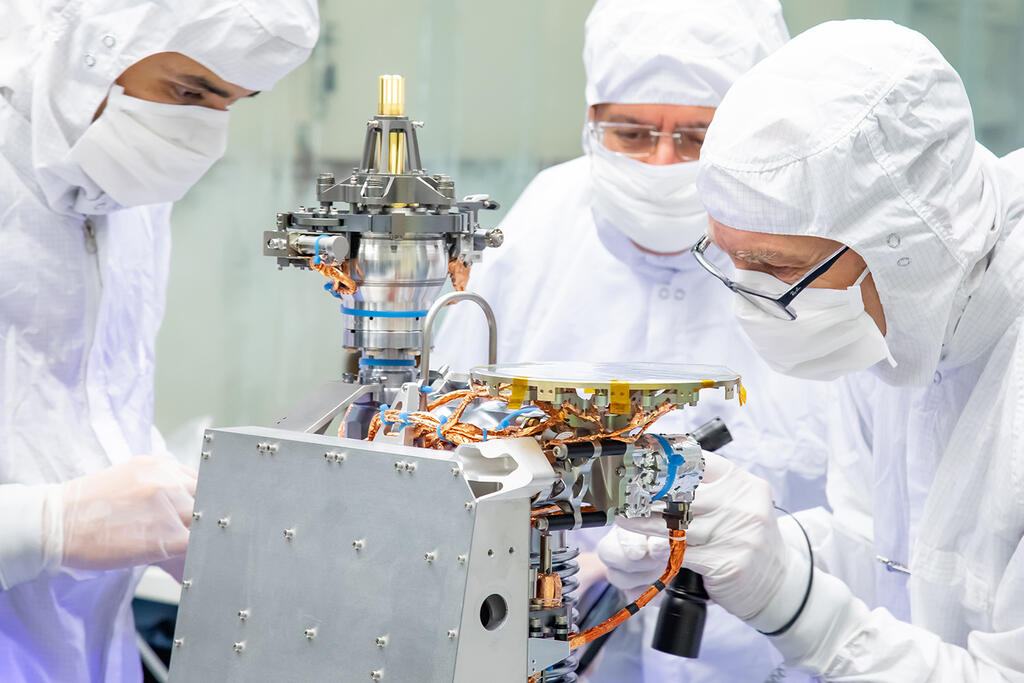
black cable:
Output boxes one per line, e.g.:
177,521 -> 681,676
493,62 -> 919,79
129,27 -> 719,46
756,505 -> 814,637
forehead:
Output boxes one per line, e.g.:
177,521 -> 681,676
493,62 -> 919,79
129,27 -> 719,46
594,102 -> 715,127
710,219 -> 841,263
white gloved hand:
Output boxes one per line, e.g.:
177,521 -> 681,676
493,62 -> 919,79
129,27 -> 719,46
681,452 -> 807,627
54,456 -> 197,571
595,524 -> 670,593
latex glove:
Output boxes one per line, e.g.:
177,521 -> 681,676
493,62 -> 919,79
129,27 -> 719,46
681,452 -> 809,629
55,456 -> 197,571
595,524 -> 670,593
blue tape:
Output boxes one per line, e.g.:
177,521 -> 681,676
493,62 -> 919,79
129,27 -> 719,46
436,415 -> 455,446
398,411 -> 410,429
313,234 -> 327,265
652,434 -> 685,501
341,306 -> 429,319
378,403 -> 393,426
359,358 -> 417,368
496,407 -> 544,431
323,282 -> 343,299
481,428 -> 488,442
419,385 -> 434,394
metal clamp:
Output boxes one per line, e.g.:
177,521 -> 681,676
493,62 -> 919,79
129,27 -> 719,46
419,291 -> 497,381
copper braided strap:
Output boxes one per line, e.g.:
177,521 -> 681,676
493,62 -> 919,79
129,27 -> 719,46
567,528 -> 687,650
309,257 -> 358,296
448,258 -> 471,292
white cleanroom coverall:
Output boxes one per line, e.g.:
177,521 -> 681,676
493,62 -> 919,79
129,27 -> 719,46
693,19 -> 1024,681
432,1 -> 829,680
0,0 -> 317,680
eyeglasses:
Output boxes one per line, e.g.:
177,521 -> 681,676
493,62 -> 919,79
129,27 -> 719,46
691,234 -> 849,320
587,121 -> 705,162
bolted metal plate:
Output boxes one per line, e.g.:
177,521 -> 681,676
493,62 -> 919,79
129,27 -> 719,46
168,427 -> 483,683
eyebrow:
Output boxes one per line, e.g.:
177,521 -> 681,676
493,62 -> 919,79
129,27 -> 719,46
179,74 -> 231,99
732,247 -> 796,266
602,114 -> 710,131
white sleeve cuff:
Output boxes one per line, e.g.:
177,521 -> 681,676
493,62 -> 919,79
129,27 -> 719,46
0,484 -> 63,590
769,568 -> 871,673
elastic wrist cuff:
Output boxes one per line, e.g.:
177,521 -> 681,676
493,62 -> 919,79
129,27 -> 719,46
0,484 -> 61,589
769,569 -> 871,674
747,545 -> 810,633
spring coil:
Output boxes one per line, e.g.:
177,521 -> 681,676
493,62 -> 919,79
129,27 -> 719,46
535,534 -> 581,683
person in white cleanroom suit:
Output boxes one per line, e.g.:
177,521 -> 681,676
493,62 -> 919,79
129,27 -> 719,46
0,1 -> 318,679
431,1 -> 830,680
623,19 -> 1024,681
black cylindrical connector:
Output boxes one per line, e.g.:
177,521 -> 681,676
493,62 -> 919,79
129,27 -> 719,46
542,510 -> 610,532
651,568 -> 709,658
690,417 -> 732,453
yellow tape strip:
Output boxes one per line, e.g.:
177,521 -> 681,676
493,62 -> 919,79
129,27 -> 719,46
700,379 -> 716,388
739,383 -> 748,406
609,380 -> 630,414
509,376 -> 528,410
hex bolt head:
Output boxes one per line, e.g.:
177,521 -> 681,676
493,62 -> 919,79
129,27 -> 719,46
217,517 -> 230,528
447,629 -> 457,640
232,641 -> 246,654
201,451 -> 211,460
375,636 -> 388,648
352,539 -> 365,551
283,528 -> 296,540
457,554 -> 467,565
173,638 -> 184,648
238,609 -> 249,621
464,502 -> 475,511
450,466 -> 461,477
181,579 -> 192,589
370,671 -> 383,680
192,511 -> 202,521
394,461 -> 405,471
424,551 -> 436,563
403,462 -> 416,472
304,628 -> 317,640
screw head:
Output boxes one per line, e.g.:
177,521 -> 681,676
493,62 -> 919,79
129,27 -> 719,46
447,629 -> 457,640
424,551 -> 436,563
370,671 -> 383,680
181,579 -> 192,589
464,502 -> 475,511
304,628 -> 317,639
217,517 -> 230,528
238,609 -> 249,621
450,466 -> 461,476
201,451 -> 211,460
403,462 -> 416,472
192,511 -> 202,520
173,638 -> 183,648
283,528 -> 296,540
457,554 -> 467,564
375,636 -> 388,648
352,539 -> 365,551
232,641 -> 246,654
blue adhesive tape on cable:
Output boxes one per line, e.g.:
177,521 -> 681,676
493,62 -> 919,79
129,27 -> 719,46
652,434 -> 685,501
341,306 -> 429,319
378,403 -> 393,426
436,415 -> 454,445
496,407 -> 544,431
481,428 -> 488,442
313,234 -> 326,265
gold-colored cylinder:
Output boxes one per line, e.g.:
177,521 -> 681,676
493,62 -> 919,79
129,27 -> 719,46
377,74 -> 406,177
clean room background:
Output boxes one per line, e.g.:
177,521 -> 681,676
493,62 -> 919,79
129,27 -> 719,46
154,0 -> 1024,448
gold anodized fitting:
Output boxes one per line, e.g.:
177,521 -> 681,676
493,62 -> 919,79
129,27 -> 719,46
377,74 -> 405,116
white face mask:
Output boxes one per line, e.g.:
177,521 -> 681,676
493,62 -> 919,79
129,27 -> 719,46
587,137 -> 708,253
733,268 -> 896,381
67,85 -> 230,207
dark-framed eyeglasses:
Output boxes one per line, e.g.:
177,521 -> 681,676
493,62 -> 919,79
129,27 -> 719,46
691,234 -> 849,321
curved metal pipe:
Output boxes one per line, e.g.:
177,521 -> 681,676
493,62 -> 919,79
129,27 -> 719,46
420,291 -> 497,380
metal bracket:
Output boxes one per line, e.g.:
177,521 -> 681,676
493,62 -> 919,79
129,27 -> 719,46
420,291 -> 498,380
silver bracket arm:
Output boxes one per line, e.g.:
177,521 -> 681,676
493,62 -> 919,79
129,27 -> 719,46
420,291 -> 498,381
